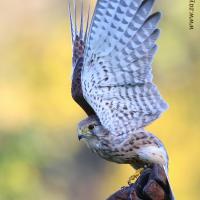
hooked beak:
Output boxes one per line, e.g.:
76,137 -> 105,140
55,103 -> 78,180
78,128 -> 89,140
78,134 -> 84,140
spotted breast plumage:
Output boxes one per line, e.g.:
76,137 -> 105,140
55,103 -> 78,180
68,0 -> 174,198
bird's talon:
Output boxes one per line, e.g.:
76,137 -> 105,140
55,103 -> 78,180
128,168 -> 144,185
120,186 -> 126,190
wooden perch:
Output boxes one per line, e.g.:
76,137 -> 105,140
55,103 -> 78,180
107,164 -> 173,200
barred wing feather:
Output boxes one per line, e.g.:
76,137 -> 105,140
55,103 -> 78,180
82,0 -> 168,135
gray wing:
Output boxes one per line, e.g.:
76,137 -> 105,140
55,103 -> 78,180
68,0 -> 95,116
82,0 -> 168,135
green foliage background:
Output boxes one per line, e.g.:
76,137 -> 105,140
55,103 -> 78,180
0,0 -> 200,199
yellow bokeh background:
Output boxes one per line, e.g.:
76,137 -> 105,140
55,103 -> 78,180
0,0 -> 200,199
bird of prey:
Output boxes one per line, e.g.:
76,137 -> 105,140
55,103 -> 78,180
68,0 -> 174,198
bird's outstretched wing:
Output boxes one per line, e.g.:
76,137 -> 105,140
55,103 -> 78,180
81,0 -> 168,136
68,0 -> 95,116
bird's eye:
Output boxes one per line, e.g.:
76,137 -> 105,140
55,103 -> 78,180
88,124 -> 95,130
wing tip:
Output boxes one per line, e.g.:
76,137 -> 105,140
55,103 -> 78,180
139,0 -> 155,14
68,0 -> 91,45
153,11 -> 162,21
68,0 -> 75,43
162,101 -> 169,111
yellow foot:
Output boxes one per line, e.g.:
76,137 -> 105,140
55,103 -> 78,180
128,168 -> 144,185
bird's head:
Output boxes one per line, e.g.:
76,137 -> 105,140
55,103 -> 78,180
77,115 -> 102,141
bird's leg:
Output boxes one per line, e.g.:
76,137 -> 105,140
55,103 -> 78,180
128,168 -> 144,185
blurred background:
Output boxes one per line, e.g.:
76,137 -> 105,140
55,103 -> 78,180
0,0 -> 200,199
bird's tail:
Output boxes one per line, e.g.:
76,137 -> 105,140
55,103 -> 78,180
163,165 -> 175,200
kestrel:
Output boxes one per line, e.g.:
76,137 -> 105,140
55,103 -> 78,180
68,0 -> 174,198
